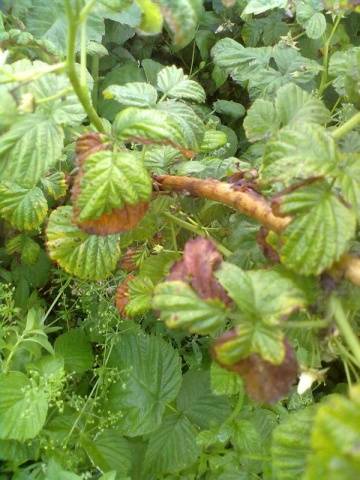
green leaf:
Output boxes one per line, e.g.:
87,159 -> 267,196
199,129 -> 228,152
54,329 -> 94,374
296,1 -> 326,40
244,99 -> 279,142
44,459 -> 82,480
157,66 -> 206,103
210,362 -> 244,396
176,370 -> 231,428
337,153 -> 360,219
156,100 -> 205,151
107,333 -> 182,436
262,123 -> 339,185
81,430 -> 132,475
243,0 -> 287,15
6,234 -> 40,266
275,83 -> 330,127
103,82 -> 158,107
125,276 -> 154,316
0,114 -> 64,186
279,182 -> 357,275
0,439 -> 38,466
74,150 -> 152,223
213,99 -> 245,119
0,182 -> 48,231
216,262 -> 308,324
114,107 -> 191,150
272,407 -> 316,480
136,0 -> 163,34
157,0 -> 203,48
153,280 -> 228,334
26,0 -> 104,54
143,413 -> 200,475
305,386 -> 360,480
0,372 -> 48,441
40,172 -> 67,200
46,206 -> 121,280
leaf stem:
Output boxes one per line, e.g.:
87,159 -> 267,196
332,111 -> 360,140
64,0 -> 105,133
318,15 -> 342,96
330,296 -> 360,367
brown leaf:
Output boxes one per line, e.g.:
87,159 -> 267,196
119,247 -> 139,272
167,237 -> 230,304
115,274 -> 135,317
213,333 -> 298,403
75,132 -> 110,166
75,202 -> 149,235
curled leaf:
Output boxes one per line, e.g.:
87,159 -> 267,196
213,332 -> 298,403
168,237 -> 230,305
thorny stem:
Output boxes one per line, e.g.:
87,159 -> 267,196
64,0 -> 105,133
156,175 -> 360,286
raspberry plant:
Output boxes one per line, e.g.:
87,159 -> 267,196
1,0 -> 360,478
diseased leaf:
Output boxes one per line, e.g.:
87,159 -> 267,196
213,336 -> 298,403
157,0 -> 203,47
40,172 -> 67,200
0,182 -> 48,231
72,150 -> 152,227
46,206 -> 121,280
106,333 -> 182,436
157,66 -> 206,103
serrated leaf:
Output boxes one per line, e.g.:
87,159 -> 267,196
6,234 -> 40,265
200,129 -> 228,152
106,333 -> 182,436
157,0 -> 203,48
157,66 -> 206,103
46,206 -> 121,280
243,0 -> 287,15
156,100 -> 205,151
0,182 -> 48,231
262,123 -> 339,185
153,280 -> 228,334
54,329 -> 94,374
176,370 -> 231,428
296,1 -> 326,40
143,145 -> 180,173
275,83 -> 330,127
114,107 -> 191,150
272,407 -> 316,480
125,276 -> 154,316
144,413 -> 200,475
216,262 -> 307,324
73,150 -> 152,223
40,172 -> 67,200
278,182 -> 357,275
210,362 -> 243,396
0,114 -> 64,186
0,372 -> 48,441
103,82 -> 158,107
305,386 -> 360,480
244,99 -> 279,142
81,430 -> 132,475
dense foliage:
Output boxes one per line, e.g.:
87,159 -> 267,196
1,0 -> 360,478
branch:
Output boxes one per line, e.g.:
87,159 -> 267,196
155,174 -> 360,286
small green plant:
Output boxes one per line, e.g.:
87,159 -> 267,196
1,1 -> 360,478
